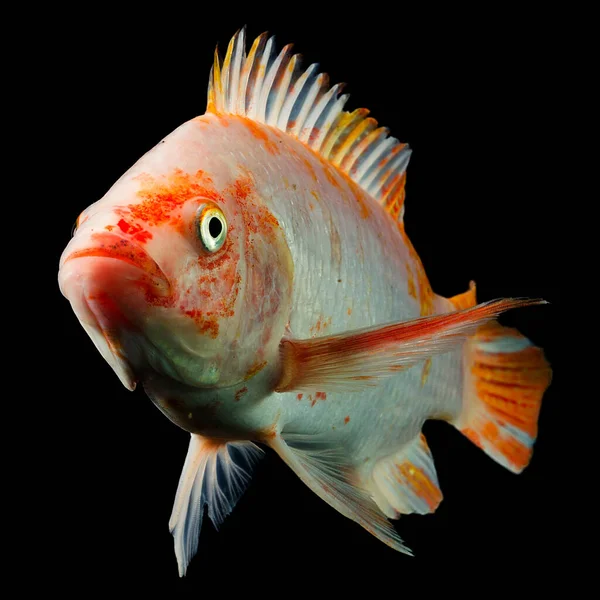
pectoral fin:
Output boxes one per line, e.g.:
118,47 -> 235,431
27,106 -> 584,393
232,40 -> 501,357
276,298 -> 546,393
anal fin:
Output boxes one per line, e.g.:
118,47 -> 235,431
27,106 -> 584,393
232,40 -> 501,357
270,432 -> 412,555
369,433 -> 442,518
169,434 -> 263,576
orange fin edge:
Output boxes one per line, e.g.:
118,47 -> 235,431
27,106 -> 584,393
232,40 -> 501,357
449,280 -> 477,310
454,321 -> 552,473
369,433 -> 442,517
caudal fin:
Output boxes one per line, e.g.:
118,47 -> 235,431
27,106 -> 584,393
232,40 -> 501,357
453,321 -> 552,473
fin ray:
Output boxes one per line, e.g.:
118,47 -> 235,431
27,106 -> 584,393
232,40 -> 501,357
271,432 -> 412,554
370,434 -> 442,517
453,321 -> 552,473
207,30 -> 411,224
169,435 -> 263,576
276,298 -> 547,393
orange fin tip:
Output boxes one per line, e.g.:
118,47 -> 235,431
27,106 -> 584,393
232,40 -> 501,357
206,27 -> 411,225
449,280 -> 477,310
370,433 -> 442,518
453,321 -> 552,473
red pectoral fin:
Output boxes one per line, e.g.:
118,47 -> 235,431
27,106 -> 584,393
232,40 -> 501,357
275,298 -> 546,393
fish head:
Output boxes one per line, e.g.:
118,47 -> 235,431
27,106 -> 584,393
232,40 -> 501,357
59,156 -> 294,398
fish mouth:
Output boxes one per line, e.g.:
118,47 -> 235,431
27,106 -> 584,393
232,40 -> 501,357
59,233 -> 170,391
63,232 -> 169,286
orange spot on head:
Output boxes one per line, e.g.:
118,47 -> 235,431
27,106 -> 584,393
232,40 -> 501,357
344,416 -> 350,424
130,169 -> 219,229
347,307 -> 352,316
242,117 -> 279,155
297,393 -> 303,400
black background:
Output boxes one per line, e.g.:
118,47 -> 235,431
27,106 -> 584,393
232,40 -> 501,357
39,5 -> 568,595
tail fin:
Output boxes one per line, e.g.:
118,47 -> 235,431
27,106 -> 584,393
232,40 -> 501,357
453,320 -> 552,473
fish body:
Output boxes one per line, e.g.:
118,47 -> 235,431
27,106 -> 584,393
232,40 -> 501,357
58,29 -> 551,575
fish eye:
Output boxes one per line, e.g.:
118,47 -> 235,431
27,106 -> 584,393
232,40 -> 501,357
196,204 -> 227,252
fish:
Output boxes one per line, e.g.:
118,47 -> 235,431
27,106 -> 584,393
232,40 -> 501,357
58,27 -> 552,576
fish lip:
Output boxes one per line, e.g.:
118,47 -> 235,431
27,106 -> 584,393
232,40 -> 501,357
59,232 -> 169,392
63,232 -> 171,293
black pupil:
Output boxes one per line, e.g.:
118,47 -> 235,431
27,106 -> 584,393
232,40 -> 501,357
208,216 -> 223,239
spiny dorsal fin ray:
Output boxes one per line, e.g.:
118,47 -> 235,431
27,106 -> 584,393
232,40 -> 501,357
207,27 -> 411,221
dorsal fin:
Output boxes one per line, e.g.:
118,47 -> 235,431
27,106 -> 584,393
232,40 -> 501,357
207,27 -> 412,222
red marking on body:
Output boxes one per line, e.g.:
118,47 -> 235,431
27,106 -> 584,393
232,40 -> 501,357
303,158 -> 319,183
183,309 -> 220,338
225,170 -> 289,354
398,222 -> 434,316
131,169 -> 246,335
324,164 -> 341,189
406,263 -> 417,300
344,416 -> 350,424
117,218 -> 153,244
313,150 -> 371,219
258,424 -> 278,442
242,117 -> 279,155
129,169 -> 220,229
310,315 -> 332,335
421,358 -> 432,386
234,386 -> 248,402
309,392 -> 327,407
347,308 -> 352,316
217,115 -> 231,127
245,360 -> 267,381
297,393 -> 303,400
